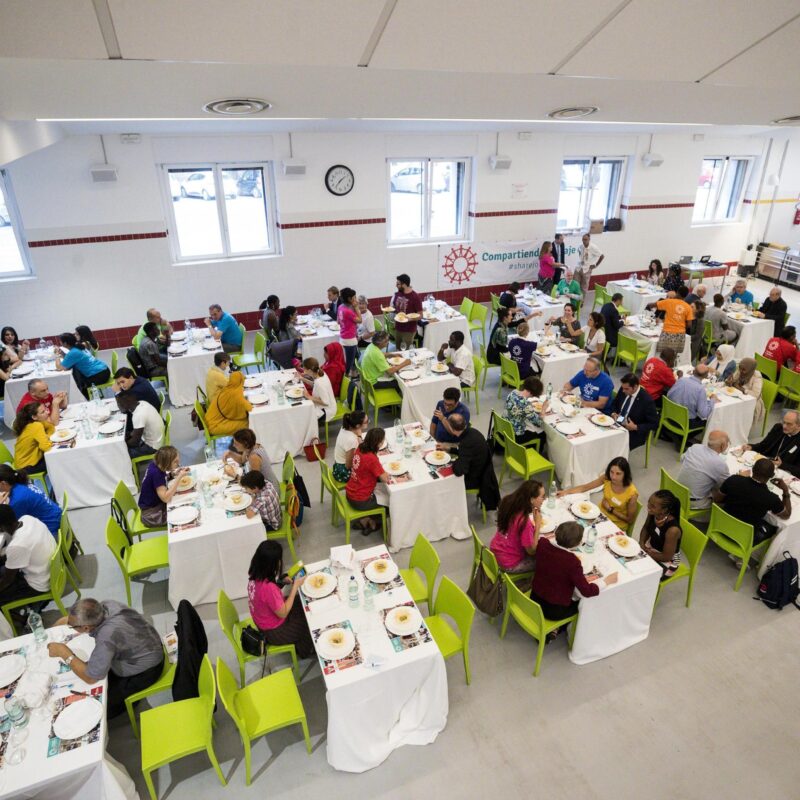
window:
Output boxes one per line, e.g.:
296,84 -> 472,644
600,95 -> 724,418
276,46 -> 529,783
163,164 -> 278,261
387,158 -> 470,244
693,157 -> 751,224
0,170 -> 33,279
557,157 -> 625,232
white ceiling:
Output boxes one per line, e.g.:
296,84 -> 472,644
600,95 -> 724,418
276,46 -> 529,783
0,0 -> 798,132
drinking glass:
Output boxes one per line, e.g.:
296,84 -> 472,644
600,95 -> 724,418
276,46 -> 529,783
6,727 -> 28,765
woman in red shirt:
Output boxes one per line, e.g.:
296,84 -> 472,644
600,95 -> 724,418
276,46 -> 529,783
490,480 -> 544,573
247,540 -> 314,658
345,427 -> 391,532
763,326 -> 797,371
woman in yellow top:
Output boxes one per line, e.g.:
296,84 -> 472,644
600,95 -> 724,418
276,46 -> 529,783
205,371 -> 252,436
13,401 -> 54,473
557,457 -> 638,531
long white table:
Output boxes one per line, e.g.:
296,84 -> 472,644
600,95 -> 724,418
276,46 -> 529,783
4,355 -> 83,428
607,280 -> 665,316
516,290 -> 569,331
374,424 -> 470,551
0,630 -> 136,799
296,315 -> 339,365
301,545 -> 448,772
44,400 -> 135,509
167,332 -> 222,407
623,316 -> 693,364
522,333 -> 589,394
723,308 -> 774,359
419,303 -> 471,353
166,461 -> 268,608
394,349 -> 461,429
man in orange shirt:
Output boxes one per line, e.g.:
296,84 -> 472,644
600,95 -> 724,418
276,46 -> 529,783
647,286 -> 694,358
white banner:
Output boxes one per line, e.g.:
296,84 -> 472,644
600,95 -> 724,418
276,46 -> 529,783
436,239 -> 579,288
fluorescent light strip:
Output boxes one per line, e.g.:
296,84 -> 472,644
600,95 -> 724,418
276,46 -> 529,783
36,117 -> 326,122
357,117 -> 715,126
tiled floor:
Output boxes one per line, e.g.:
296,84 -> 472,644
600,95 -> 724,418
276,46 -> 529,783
2,276 -> 800,799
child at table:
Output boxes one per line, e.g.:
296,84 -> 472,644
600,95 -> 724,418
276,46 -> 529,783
241,471 -> 282,532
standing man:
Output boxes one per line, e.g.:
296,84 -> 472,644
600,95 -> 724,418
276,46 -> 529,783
575,233 -> 604,295
552,233 -> 567,285
600,293 -> 626,351
205,304 -> 243,353
391,274 -> 423,350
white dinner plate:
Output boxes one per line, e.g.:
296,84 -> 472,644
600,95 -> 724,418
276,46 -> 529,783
59,406 -> 77,420
722,386 -> 742,398
168,346 -> 187,355
248,392 -> 268,406
790,481 -> 800,497
243,376 -> 262,388
537,514 -> 556,534
299,327 -> 316,336
383,459 -> 408,476
170,505 -> 199,526
387,356 -> 406,366
365,558 -> 399,584
50,428 -> 77,443
53,698 -> 103,740
607,534 -> 641,558
97,420 -> 124,435
317,627 -> 355,661
739,451 -> 763,467
591,414 -> 615,427
571,500 -> 601,520
223,493 -> 252,512
424,450 -> 451,466
559,343 -> 579,352
175,474 -> 196,492
303,571 -> 337,599
405,313 -> 421,321
285,386 -> 305,399
11,362 -> 34,376
0,654 -> 25,688
202,340 -> 221,350
399,369 -> 420,380
170,330 -> 187,341
385,605 -> 423,637
327,323 -> 340,331
555,421 -> 580,435
409,427 -> 428,441
431,363 -> 449,373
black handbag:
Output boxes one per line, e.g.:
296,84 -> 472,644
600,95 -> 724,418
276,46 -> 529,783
241,626 -> 271,677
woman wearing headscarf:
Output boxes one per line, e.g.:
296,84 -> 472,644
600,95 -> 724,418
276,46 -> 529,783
706,343 -> 736,381
727,357 -> 764,432
205,371 -> 253,435
322,342 -> 346,396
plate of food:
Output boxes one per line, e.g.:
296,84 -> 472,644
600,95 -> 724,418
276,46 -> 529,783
723,386 -> 742,397
97,420 -> 124,435
530,400 -> 544,413
50,427 -> 77,443
424,450 -> 451,466
285,386 -> 305,399
317,627 -> 356,661
536,345 -> 551,357
560,343 -> 579,352
561,394 -> 579,406
303,571 -> 337,599
365,558 -> 399,584
170,505 -> 199,527
327,322 -> 340,331
399,369 -> 420,381
571,500 -> 601,520
591,414 -> 615,427
384,605 -> 423,637
204,473 -> 225,490
790,480 -> 800,497
53,698 -> 103,740
411,428 -> 428,440
423,311 -> 434,320
431,362 -> 449,373
248,392 -> 268,406
381,306 -> 395,313
740,450 -> 764,467
607,533 -> 640,557
388,356 -> 406,366
394,313 -> 409,323
537,514 -> 556,534
243,376 -> 262,389
223,491 -> 252,512
555,421 -> 580,436
176,474 -> 196,492
406,313 -> 421,321
384,459 -> 407,476
202,340 -> 221,350
730,312 -> 747,320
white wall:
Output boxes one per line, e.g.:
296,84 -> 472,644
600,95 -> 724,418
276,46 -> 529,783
1,127 -> 787,337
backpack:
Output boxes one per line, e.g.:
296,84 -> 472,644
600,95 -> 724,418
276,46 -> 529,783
755,551 -> 800,611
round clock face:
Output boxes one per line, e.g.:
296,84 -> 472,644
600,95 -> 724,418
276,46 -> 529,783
325,165 -> 354,196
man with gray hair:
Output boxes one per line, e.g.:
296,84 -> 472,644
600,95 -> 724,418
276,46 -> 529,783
360,330 -> 410,389
15,378 -> 68,424
47,598 -> 164,718
666,363 -> 719,430
204,303 -> 242,352
357,295 -> 376,348
741,409 -> 800,477
562,357 -> 614,412
677,430 -> 737,510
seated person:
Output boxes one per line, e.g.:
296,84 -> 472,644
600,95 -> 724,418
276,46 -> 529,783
299,357 -> 337,423
435,414 -> 488,491
75,325 -> 99,352
204,303 -> 242,353
584,312 -> 606,360
727,358 -> 764,429
322,342 -> 346,396
754,287 -> 788,336
116,390 -> 165,460
0,464 -> 61,536
324,286 -> 340,320
677,431 -> 734,511
137,322 -> 168,378
12,402 -> 53,474
554,268 -> 583,309
345,428 -> 392,532
487,306 -> 523,364
713,458 -> 791,545
55,332 -> 110,399
222,429 -> 280,494
610,373 -> 659,450
562,357 -> 613,412
137,445 -> 190,528
558,457 -> 638,530
16,379 -> 68,425
1,326 -> 28,360
504,375 -> 548,448
134,308 -> 173,349
437,331 -> 475,387
530,521 -> 618,627
706,293 -> 737,346
547,303 -> 582,345
260,296 -> 280,339
705,344 -> 736,381
430,387 -> 470,444
241,470 -> 282,532
113,367 -> 160,412
741,410 -> 800,478
47,598 -> 165,718
763,326 -> 797,371
206,372 -> 252,435
639,490 -> 683,579
499,282 -> 522,313
640,348 -> 678,402
507,323 -> 538,379
490,480 -> 544,574
333,411 -> 368,483
247,541 -> 314,658
205,352 -> 230,404
728,279 -> 754,307
356,295 -> 376,348
666,364 -> 718,430
360,331 -> 410,388
277,306 -> 302,343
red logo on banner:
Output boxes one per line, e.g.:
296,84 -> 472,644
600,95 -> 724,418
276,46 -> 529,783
441,244 -> 478,285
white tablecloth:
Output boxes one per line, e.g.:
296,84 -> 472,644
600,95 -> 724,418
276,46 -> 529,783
167,462 -> 269,608
419,304 -> 472,353
302,545 -> 448,772
537,496 -> 662,664
0,632 -> 137,800
724,311 -> 773,359
522,332 -> 588,393
44,400 -> 135,509
245,370 -> 319,464
167,334 -> 222,407
607,280 -> 665,315
296,316 -> 339,365
542,399 -> 629,487
4,356 -> 83,428
373,425 -> 470,551
623,317 -> 693,364
516,291 -> 568,331
394,349 -> 461,428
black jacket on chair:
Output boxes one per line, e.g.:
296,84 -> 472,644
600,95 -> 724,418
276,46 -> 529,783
172,599 -> 208,702
610,388 -> 659,450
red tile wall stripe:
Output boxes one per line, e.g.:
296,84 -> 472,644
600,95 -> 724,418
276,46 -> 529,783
277,218 -> 385,230
27,231 -> 167,248
468,209 -> 557,218
620,203 -> 695,211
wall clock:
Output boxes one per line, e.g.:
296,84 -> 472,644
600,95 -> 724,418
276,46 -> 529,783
325,164 -> 354,196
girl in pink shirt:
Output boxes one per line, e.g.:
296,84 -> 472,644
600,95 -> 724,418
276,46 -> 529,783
538,241 -> 556,291
490,480 -> 545,573
336,288 -> 362,376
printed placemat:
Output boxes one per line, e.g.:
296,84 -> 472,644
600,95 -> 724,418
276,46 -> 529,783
47,685 -> 104,757
381,601 -> 433,652
360,553 -> 403,594
311,619 -> 362,675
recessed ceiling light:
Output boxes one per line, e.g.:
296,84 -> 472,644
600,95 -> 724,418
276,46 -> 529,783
547,106 -> 599,120
203,98 -> 272,116
773,115 -> 800,125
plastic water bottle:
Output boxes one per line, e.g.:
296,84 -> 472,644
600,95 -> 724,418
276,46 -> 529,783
546,382 -> 553,401
547,479 -> 557,509
395,420 -> 405,446
28,612 -> 47,647
403,439 -> 412,459
363,582 -> 376,612
584,524 -> 598,554
276,383 -> 286,405
425,357 -> 432,376
184,319 -> 192,334
4,694 -> 28,729
348,576 -> 359,608
37,337 -> 46,352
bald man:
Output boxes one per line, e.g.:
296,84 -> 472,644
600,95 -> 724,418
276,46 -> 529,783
677,430 -> 737,510
755,286 -> 788,336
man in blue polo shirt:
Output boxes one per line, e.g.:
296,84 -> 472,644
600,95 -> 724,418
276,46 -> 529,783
562,357 -> 614,412
204,303 -> 242,353
429,387 -> 470,443
728,279 -> 754,307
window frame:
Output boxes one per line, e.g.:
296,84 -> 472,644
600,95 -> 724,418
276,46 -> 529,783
161,162 -> 280,263
386,156 -> 471,245
692,156 -> 753,225
556,155 -> 626,234
0,169 -> 34,281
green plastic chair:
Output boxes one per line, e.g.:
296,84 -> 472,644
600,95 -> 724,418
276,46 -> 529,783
621,499 -> 643,536
776,367 -> 800,406
111,480 -> 166,540
469,302 -> 489,346
217,590 -> 298,687
499,437 -> 555,488
654,516 -> 708,608
0,440 -> 13,466
124,646 -> 175,738
232,323 -> 247,357
268,484 -> 299,561
93,350 -> 118,394
233,331 -> 266,372
592,284 -> 608,312
216,657 -> 311,786
332,488 -> 388,545
655,395 -> 706,458
465,485 -> 488,524
469,525 -> 484,584
317,452 -> 346,514
423,576 -> 475,685
59,491 -> 84,572
362,378 -> 402,425
755,353 -> 778,383
141,655 -> 226,800
489,293 -> 501,327
702,319 -> 714,357
478,342 -> 497,390
500,574 -> 577,676
105,517 -> 169,606
383,313 -> 397,343
196,385 -> 208,407
398,534 -> 441,614
706,503 -> 774,591
659,468 -> 705,521
322,376 -> 355,444
193,399 -> 229,449
760,378 -> 779,436
459,297 -> 474,319
613,332 -> 650,373
58,507 -> 82,596
461,356 -> 483,414
497,353 -> 522,397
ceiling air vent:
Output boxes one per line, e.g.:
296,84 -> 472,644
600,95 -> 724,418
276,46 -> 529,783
547,106 -> 598,120
202,98 -> 272,116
